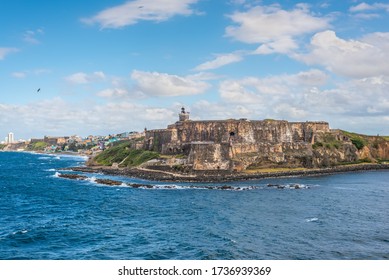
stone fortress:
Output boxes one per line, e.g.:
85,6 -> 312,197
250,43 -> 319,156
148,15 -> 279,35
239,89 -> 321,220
143,107 -> 356,171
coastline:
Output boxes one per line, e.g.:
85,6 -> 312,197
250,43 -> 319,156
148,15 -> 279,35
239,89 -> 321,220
67,163 -> 389,183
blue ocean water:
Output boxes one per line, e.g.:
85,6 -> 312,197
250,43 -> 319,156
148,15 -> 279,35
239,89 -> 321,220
0,151 -> 388,260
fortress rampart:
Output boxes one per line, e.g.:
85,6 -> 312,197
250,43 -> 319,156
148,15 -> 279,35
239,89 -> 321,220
143,108 -> 331,171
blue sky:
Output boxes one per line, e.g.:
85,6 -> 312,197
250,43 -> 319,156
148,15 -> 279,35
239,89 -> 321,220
1,0 -> 389,140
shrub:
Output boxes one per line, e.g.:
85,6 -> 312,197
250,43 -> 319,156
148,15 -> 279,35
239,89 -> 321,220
312,142 -> 323,149
351,138 -> 365,150
341,130 -> 368,150
26,141 -> 48,151
120,149 -> 159,167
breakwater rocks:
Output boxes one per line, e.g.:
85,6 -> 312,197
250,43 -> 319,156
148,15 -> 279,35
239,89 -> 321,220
66,163 -> 389,183
58,173 -> 122,186
56,172 -> 257,190
56,172 -> 312,190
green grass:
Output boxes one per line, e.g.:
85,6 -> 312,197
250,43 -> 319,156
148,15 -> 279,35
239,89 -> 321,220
313,133 -> 342,150
94,140 -> 159,167
120,149 -> 159,167
26,141 -> 48,151
94,141 -> 133,166
340,130 -> 369,150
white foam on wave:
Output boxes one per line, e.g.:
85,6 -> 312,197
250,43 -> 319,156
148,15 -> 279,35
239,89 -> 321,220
152,184 -> 184,190
53,172 -> 61,178
141,184 -> 257,191
305,217 -> 319,222
38,156 -> 51,160
267,183 -> 311,190
45,168 -> 56,172
87,176 -> 97,184
13,229 -> 28,235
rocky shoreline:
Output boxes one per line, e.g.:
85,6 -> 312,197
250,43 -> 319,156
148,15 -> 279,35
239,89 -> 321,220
65,163 -> 389,183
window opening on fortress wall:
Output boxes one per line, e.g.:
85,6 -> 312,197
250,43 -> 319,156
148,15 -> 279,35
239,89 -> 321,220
229,132 -> 235,136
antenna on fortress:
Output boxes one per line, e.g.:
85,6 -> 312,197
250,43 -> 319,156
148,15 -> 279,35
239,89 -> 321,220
179,106 -> 190,122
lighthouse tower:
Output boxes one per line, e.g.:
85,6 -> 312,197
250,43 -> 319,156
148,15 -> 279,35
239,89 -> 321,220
178,107 -> 190,122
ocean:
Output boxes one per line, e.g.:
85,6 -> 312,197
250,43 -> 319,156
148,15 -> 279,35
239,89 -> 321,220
0,151 -> 388,260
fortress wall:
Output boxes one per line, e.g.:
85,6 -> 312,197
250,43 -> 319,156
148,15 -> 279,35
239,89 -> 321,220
170,120 -> 329,146
228,141 -> 313,169
144,119 -> 330,165
188,143 -> 231,170
175,120 -> 239,143
144,129 -> 174,152
171,120 -> 299,145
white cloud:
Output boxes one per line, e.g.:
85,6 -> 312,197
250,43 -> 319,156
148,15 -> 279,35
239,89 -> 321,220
214,70 -> 389,134
11,72 -> 27,79
0,98 -> 177,138
297,30 -> 389,78
65,71 -> 106,84
2,74 -> 389,138
217,69 -> 329,120
225,5 -> 330,52
253,36 -> 298,55
349,2 -> 389,20
216,69 -> 335,120
349,2 -> 389,13
0,48 -> 18,60
82,0 -> 200,28
194,52 -> 244,71
97,88 -> 131,98
219,69 -> 328,104
131,70 -> 210,97
11,69 -> 51,79
23,29 -> 44,44
219,80 -> 261,104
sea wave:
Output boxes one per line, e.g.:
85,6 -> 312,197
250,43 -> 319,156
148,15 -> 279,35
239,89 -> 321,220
266,183 -> 310,189
54,172 -> 316,191
305,217 -> 319,222
38,156 -> 52,160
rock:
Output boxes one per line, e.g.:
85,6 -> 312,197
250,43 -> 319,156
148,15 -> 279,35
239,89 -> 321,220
128,183 -> 154,189
58,173 -> 88,180
94,178 -> 123,186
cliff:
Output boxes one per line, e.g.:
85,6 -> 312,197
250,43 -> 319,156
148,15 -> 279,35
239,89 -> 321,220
84,108 -> 389,175
141,109 -> 389,172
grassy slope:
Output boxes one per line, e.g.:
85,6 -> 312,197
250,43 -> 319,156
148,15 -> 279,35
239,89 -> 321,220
93,140 -> 159,168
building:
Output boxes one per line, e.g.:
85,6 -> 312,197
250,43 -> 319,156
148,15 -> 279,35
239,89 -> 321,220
7,132 -> 14,144
143,108 -> 332,171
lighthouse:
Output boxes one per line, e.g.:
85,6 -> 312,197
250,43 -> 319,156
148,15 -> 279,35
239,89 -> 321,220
178,107 -> 190,122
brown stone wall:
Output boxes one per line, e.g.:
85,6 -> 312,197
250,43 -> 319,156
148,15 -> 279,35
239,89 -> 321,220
188,142 -> 231,170
144,118 -> 330,170
148,119 -> 329,151
144,129 -> 174,152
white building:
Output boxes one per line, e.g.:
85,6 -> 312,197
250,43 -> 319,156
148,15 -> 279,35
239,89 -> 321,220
7,132 -> 14,144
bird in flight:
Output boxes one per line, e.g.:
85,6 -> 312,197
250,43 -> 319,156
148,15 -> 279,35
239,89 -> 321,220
37,88 -> 41,93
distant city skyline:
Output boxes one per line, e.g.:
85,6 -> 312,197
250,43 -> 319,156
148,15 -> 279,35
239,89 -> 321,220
1,0 -> 389,139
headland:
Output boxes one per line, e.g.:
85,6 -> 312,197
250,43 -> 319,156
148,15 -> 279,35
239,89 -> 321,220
81,107 -> 389,182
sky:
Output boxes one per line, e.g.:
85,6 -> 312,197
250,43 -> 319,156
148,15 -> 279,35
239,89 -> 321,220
1,0 -> 389,140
